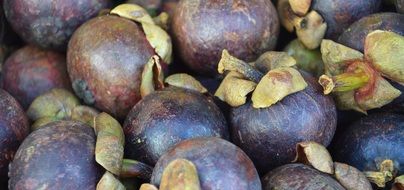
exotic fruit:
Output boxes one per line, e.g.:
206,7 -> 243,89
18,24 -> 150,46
3,0 -> 112,50
2,45 -> 71,109
67,4 -> 172,119
214,50 -> 337,174
332,113 -> 404,188
338,13 -> 404,52
124,86 -> 229,166
277,0 -> 381,49
0,89 -> 29,188
8,121 -> 101,190
151,137 -> 261,190
171,0 -> 280,76
319,30 -> 404,113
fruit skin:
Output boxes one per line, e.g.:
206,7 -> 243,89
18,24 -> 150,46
0,89 -> 29,188
171,0 -> 279,76
2,45 -> 71,109
8,120 -> 102,190
262,164 -> 345,190
311,0 -> 382,40
3,0 -> 111,51
332,113 -> 404,175
151,137 -> 261,190
67,15 -> 156,119
338,13 -> 404,52
230,71 -> 337,174
123,87 -> 229,166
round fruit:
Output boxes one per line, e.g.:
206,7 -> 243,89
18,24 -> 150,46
8,120 -> 101,190
123,87 -> 229,166
151,137 -> 261,190
230,72 -> 337,174
262,164 -> 345,190
0,89 -> 29,188
3,0 -> 111,50
338,13 -> 404,52
67,15 -> 156,119
2,45 -> 71,109
171,0 -> 280,76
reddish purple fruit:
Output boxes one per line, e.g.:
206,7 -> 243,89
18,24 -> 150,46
3,0 -> 112,50
2,45 -> 71,109
0,89 -> 29,188
171,0 -> 280,76
230,72 -> 337,174
8,120 -> 102,190
151,137 -> 261,190
67,15 -> 157,119
123,87 -> 229,166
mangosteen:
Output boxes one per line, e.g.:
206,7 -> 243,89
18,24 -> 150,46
171,0 -> 280,76
67,4 -> 172,119
262,164 -> 345,190
151,137 -> 261,190
3,0 -> 112,50
2,45 -> 71,109
8,120 -> 102,189
278,0 -> 381,49
338,13 -> 404,52
123,86 -> 229,166
0,89 -> 29,188
332,113 -> 404,188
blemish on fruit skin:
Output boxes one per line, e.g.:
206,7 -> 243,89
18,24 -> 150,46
72,79 -> 95,105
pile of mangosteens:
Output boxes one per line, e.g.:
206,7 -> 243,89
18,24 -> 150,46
0,0 -> 403,189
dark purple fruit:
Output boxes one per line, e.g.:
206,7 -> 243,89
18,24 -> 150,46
8,120 -> 102,190
311,0 -> 382,40
338,13 -> 404,52
230,72 -> 337,174
171,0 -> 280,76
151,137 -> 261,190
0,89 -> 29,188
123,87 -> 229,166
3,0 -> 112,50
2,45 -> 71,109
332,113 -> 403,177
262,164 -> 345,190
67,15 -> 157,119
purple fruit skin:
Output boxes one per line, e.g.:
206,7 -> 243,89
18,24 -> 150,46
3,0 -> 112,50
0,89 -> 29,188
151,137 -> 261,190
123,87 -> 229,166
2,45 -> 71,109
8,120 -> 102,190
229,72 -> 337,174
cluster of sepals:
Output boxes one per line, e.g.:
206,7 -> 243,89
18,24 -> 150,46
318,30 -> 404,113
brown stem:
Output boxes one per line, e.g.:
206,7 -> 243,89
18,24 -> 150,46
318,67 -> 370,95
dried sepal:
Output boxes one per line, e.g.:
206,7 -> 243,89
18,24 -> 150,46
289,0 -> 312,16
142,22 -> 173,64
110,4 -> 155,24
334,162 -> 372,190
292,141 -> 334,174
252,67 -> 307,108
165,73 -> 208,93
277,0 -> 298,32
140,56 -> 164,98
27,88 -> 80,121
95,113 -> 125,175
321,40 -> 363,76
214,71 -> 257,107
365,30 -> 404,83
293,11 -> 327,49
254,51 -> 296,73
364,159 -> 395,188
153,12 -> 170,30
71,106 -> 99,127
96,171 -> 125,190
139,184 -> 159,190
120,159 -> 153,180
218,50 -> 263,83
392,175 -> 404,190
31,117 -> 59,131
160,159 -> 201,190
333,91 -> 366,113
